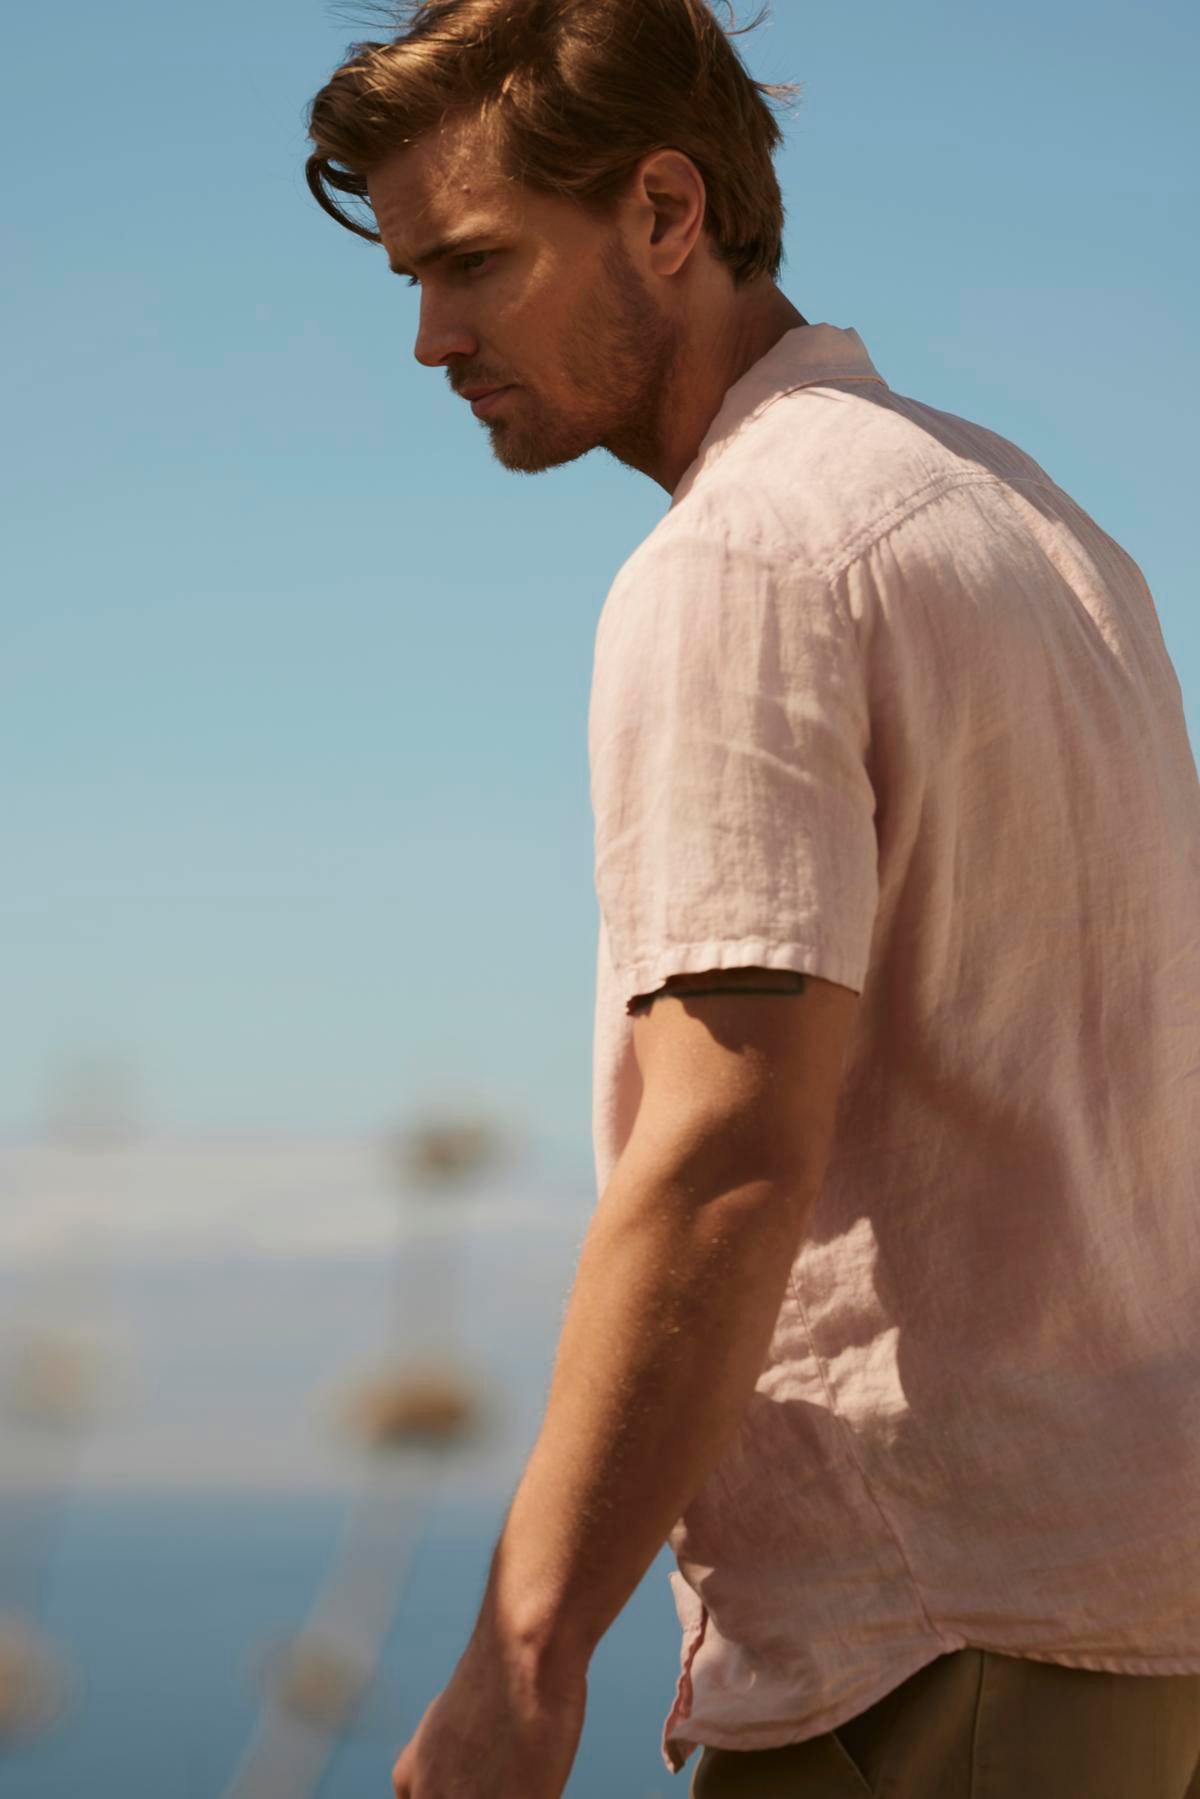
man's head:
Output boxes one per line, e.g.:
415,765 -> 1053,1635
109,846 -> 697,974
305,0 -> 802,485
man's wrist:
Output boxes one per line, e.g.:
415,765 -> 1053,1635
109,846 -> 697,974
471,1554 -> 595,1697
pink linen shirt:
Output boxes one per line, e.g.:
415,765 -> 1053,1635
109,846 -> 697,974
587,323 -> 1200,1777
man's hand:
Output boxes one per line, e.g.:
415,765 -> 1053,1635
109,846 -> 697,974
390,1620 -> 588,1798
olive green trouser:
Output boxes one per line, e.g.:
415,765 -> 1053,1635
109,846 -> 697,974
689,1648 -> 1200,1798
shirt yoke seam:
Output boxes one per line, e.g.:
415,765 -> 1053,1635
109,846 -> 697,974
812,471 -> 1060,589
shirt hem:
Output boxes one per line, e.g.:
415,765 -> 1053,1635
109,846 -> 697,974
660,1642 -> 1200,1774
619,939 -> 867,1019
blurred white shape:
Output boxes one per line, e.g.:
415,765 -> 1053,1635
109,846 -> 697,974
218,1108 -> 506,1796
0,1134 -> 588,1495
0,1136 -> 579,1264
225,1448 -> 448,1799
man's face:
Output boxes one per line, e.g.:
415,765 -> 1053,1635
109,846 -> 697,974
365,111 -> 685,476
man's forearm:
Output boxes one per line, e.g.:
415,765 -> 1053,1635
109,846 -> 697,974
471,1138 -> 810,1678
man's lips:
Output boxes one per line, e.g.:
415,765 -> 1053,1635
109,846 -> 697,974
466,386 -> 516,419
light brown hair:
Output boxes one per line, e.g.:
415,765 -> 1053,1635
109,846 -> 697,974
304,0 -> 802,287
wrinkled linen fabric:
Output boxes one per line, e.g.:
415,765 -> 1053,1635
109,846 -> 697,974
586,324 -> 1200,1777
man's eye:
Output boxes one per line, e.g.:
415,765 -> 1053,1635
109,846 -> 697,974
406,252 -> 492,290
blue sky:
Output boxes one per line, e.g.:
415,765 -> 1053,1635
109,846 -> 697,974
4,0 -> 1197,1169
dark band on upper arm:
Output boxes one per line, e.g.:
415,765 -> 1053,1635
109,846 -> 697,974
627,973 -> 809,1017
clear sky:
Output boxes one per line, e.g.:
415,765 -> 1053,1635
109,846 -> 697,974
4,0 -> 1197,1169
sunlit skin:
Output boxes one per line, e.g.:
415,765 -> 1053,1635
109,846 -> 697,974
365,109 -> 809,495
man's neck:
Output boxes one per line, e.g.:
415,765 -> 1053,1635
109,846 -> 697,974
657,287 -> 810,496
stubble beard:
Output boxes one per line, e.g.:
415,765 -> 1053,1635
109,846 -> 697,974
485,233 -> 684,479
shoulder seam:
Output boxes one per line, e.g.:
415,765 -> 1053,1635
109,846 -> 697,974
818,471 -> 1058,587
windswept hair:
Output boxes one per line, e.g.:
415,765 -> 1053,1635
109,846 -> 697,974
304,0 -> 803,286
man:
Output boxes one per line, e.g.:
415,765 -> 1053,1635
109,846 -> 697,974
305,3 -> 1200,1794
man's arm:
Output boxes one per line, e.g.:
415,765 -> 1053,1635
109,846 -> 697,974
469,966 -> 859,1684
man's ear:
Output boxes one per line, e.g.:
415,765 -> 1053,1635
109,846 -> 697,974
633,149 -> 709,279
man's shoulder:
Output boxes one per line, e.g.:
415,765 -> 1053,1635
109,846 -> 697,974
675,378 -> 1048,591
612,382 -> 953,597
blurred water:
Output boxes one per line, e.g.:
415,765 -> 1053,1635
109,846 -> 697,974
0,1140 -> 684,1795
0,1492 -> 681,1797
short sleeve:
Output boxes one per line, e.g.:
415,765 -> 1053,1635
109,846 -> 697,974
589,529 -> 880,1018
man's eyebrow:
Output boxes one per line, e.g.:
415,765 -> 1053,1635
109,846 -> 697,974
387,229 -> 495,277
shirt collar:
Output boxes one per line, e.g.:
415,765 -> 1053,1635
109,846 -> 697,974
671,323 -> 889,507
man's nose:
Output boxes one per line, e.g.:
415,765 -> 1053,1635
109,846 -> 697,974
413,296 -> 477,370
